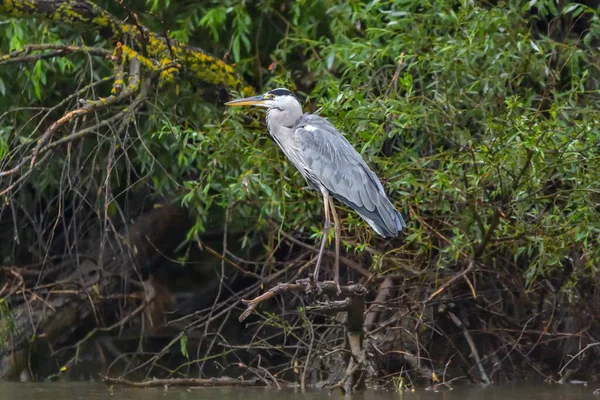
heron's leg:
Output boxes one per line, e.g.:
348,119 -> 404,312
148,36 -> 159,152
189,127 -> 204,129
313,189 -> 331,284
328,196 -> 342,295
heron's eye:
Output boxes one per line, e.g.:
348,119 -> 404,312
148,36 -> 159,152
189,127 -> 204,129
264,94 -> 275,99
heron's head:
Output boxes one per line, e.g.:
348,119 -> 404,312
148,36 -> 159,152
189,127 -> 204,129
225,88 -> 300,111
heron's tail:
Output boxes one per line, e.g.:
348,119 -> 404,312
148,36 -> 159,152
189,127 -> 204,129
363,203 -> 406,238
332,191 -> 406,238
395,208 -> 407,232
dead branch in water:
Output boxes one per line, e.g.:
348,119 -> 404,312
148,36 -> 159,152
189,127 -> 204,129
448,311 -> 491,385
103,376 -> 264,388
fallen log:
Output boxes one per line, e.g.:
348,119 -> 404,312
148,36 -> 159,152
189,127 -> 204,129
103,376 -> 264,388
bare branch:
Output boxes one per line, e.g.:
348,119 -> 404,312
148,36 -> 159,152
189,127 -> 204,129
427,259 -> 475,302
0,43 -> 110,64
448,311 -> 491,385
239,281 -> 368,322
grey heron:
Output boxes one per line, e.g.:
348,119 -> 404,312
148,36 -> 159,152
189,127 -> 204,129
225,88 -> 406,292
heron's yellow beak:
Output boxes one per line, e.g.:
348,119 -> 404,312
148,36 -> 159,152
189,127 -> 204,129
224,94 -> 266,107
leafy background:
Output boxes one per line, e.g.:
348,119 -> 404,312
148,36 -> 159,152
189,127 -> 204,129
1,0 -> 600,383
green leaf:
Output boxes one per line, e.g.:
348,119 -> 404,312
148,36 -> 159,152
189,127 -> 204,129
180,334 -> 189,359
232,36 -> 241,63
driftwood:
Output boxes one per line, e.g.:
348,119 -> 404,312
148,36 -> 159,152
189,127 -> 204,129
103,376 -> 264,388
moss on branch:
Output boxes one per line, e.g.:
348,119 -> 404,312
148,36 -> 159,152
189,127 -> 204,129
0,0 -> 254,94
0,0 -> 123,37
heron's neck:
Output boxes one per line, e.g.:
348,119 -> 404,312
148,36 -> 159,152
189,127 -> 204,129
266,104 -> 303,134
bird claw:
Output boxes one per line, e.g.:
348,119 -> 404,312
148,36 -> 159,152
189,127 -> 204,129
295,278 -> 311,285
297,278 -> 340,296
296,277 -> 322,295
314,282 -> 324,295
324,280 -> 342,297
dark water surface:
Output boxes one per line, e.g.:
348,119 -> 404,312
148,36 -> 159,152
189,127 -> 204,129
0,382 -> 598,400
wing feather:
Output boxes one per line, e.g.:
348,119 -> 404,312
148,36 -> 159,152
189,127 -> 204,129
292,114 -> 406,237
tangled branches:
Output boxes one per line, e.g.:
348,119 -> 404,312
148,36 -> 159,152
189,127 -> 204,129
0,0 -> 252,196
2,0 -> 600,393
0,0 -> 250,382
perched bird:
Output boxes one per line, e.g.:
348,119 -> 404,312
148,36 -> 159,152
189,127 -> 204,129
225,88 -> 406,292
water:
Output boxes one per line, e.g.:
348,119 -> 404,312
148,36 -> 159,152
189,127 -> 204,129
0,382 -> 598,400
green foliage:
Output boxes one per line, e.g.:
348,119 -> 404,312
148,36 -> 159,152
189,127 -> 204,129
163,0 -> 600,287
2,0 -> 600,292
180,334 -> 189,359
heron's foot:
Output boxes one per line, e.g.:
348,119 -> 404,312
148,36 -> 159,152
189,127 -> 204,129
313,279 -> 324,295
296,277 -> 323,295
295,278 -> 310,285
321,280 -> 342,296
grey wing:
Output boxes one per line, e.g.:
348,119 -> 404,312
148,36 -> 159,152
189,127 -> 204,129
293,114 -> 406,237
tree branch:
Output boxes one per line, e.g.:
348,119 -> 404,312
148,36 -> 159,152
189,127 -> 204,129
239,281 -> 368,322
0,43 -> 110,64
28,51 -> 141,168
0,0 -> 253,93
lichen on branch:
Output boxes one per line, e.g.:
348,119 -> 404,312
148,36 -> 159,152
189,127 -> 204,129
0,0 -> 123,37
0,0 -> 254,94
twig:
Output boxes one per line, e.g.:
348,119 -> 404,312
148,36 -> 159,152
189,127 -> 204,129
557,342 -> 600,378
54,301 -> 149,355
0,152 -> 51,196
197,239 -> 261,279
447,311 -> 490,385
306,299 -> 351,313
0,44 -> 110,65
300,311 -> 314,392
0,76 -> 149,197
0,54 -> 142,179
475,208 -> 502,258
427,259 -> 475,302
199,204 -> 232,375
29,55 -> 141,169
43,72 -> 149,154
